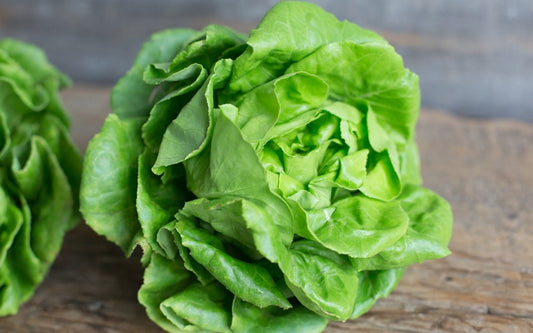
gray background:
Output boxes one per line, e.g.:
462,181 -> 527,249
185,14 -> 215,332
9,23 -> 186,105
1,0 -> 532,121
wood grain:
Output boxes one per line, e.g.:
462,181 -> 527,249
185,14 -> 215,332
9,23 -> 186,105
0,86 -> 531,332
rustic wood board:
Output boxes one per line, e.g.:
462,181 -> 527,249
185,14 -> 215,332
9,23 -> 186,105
0,86 -> 531,332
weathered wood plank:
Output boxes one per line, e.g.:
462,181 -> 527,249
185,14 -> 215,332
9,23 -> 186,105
0,86 -> 531,332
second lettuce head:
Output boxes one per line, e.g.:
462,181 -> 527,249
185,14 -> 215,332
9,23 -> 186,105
81,1 -> 453,332
0,39 -> 81,315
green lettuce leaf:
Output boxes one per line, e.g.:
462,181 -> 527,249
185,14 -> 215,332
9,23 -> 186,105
351,185 -> 453,271
81,1 -> 453,332
231,298 -> 328,333
0,38 -> 81,315
80,114 -> 144,254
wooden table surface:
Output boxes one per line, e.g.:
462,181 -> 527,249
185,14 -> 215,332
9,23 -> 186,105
1,86 -> 532,332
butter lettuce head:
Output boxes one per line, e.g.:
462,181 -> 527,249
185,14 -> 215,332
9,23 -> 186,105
81,1 -> 452,332
0,39 -> 82,315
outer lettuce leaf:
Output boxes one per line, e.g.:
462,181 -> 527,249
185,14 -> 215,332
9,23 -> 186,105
0,194 -> 44,316
281,241 -> 360,321
181,197 -> 258,252
351,185 -> 453,271
351,267 -> 405,319
157,222 -> 214,286
141,64 -> 208,153
80,114 -> 144,254
81,1 -> 453,332
138,253 -> 194,333
152,78 -> 213,172
227,1 -> 386,94
14,137 -> 74,263
161,283 -> 232,333
111,29 -> 197,120
183,194 -> 359,320
137,149 -> 190,255
174,218 -> 291,310
0,188 -> 23,271
301,194 -> 409,258
0,38 -> 81,315
231,298 -> 328,333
